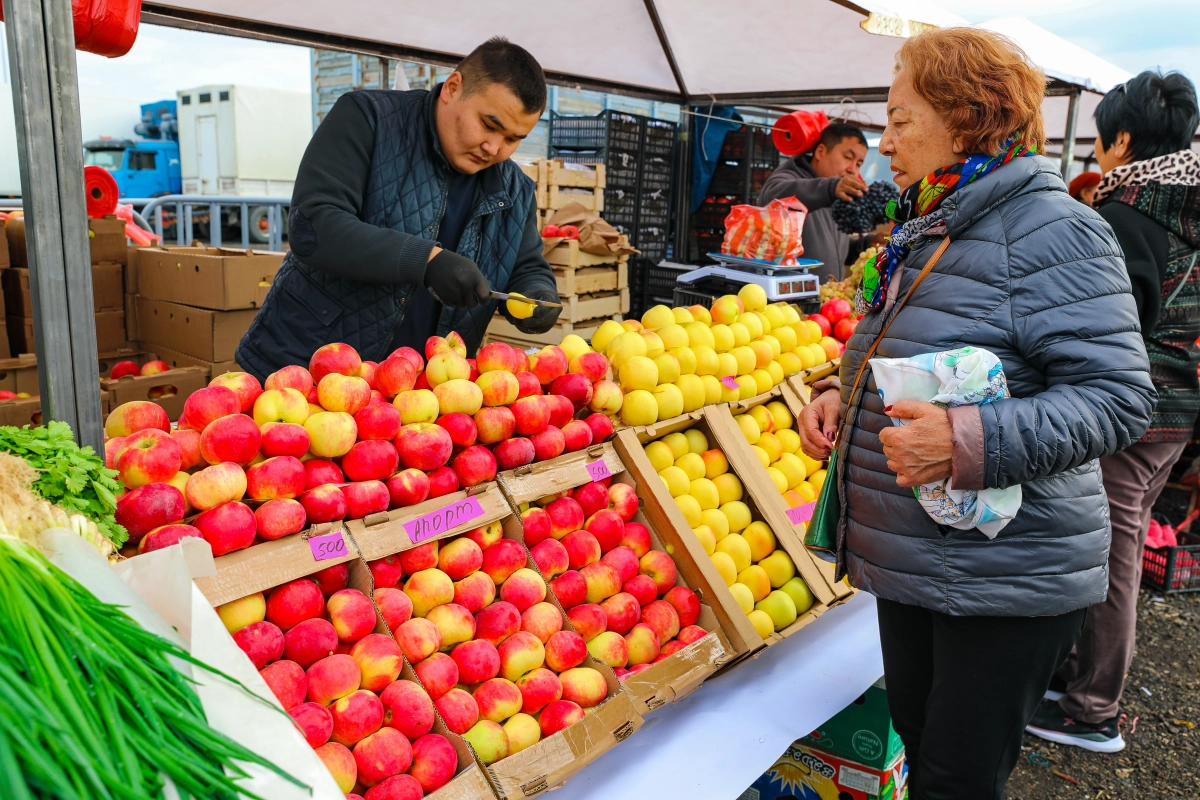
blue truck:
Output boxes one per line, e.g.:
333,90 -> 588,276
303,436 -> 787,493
83,100 -> 181,199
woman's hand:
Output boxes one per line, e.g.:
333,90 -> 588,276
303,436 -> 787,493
878,400 -> 954,487
800,389 -> 842,460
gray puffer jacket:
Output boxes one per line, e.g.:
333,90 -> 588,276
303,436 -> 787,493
835,156 -> 1156,617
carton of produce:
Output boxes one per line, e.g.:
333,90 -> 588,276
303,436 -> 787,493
497,441 -> 732,715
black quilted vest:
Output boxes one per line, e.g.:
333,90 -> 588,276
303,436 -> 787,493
237,87 -> 533,379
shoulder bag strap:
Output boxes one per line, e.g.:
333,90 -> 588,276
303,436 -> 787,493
840,236 -> 952,436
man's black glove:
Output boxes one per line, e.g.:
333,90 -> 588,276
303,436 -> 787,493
425,249 -> 490,308
513,288 -> 562,334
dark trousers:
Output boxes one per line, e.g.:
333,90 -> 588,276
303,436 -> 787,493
877,598 -> 1087,799
1059,439 -> 1187,723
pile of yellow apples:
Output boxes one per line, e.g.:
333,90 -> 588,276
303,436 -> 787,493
731,401 -> 827,512
590,284 -> 839,427
641,427 -> 814,640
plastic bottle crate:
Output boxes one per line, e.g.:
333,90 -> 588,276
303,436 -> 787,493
709,164 -> 746,196
631,256 -> 688,297
550,110 -> 643,152
644,118 -> 677,156
1143,530 -> 1200,593
634,225 -> 669,261
638,190 -> 671,227
642,156 -> 673,192
694,198 -> 735,230
602,187 -> 638,228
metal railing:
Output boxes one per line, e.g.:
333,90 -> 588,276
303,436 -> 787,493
0,195 -> 289,251
134,195 -> 288,251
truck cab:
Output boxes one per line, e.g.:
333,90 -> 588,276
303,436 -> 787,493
83,138 -> 181,198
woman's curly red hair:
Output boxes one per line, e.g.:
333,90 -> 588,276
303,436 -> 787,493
896,28 -> 1047,156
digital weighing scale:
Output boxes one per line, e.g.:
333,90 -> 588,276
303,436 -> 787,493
674,253 -> 822,304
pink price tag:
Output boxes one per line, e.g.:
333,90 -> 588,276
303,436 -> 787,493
585,459 -> 611,482
786,502 -> 817,525
403,495 -> 486,544
308,531 -> 348,562
720,376 -> 740,390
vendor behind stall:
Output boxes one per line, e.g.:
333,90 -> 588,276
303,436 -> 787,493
758,122 -> 868,282
236,37 -> 560,380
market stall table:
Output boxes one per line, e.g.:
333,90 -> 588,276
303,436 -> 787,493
566,591 -> 883,798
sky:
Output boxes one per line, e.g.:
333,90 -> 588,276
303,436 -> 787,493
931,0 -> 1199,83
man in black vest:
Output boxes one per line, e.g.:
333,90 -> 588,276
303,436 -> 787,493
237,37 -> 560,379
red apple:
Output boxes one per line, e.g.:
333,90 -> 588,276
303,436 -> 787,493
115,482 -> 185,542
342,440 -> 400,483
560,419 -> 593,453
515,371 -> 542,399
436,413 -> 478,448
807,313 -> 831,337
310,343 -> 362,383
180,385 -> 240,432
386,468 -> 429,508
494,438 -> 536,470
260,422 -> 310,459
450,445 -> 496,488
583,413 -> 614,444
305,458 -> 345,489
395,423 -> 453,472
426,466 -> 459,499
548,374 -> 593,412
820,297 -> 852,325
194,501 -> 257,557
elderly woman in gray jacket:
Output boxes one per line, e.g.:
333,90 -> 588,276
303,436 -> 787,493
799,28 -> 1155,799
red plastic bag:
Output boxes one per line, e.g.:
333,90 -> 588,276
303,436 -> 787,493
772,110 -> 829,157
721,197 -> 808,265
0,0 -> 142,58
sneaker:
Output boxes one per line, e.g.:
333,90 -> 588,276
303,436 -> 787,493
1025,699 -> 1126,753
1044,673 -> 1067,702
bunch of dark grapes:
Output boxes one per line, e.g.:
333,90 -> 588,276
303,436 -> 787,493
831,181 -> 899,234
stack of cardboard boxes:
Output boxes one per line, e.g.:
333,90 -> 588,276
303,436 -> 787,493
132,245 -> 283,376
2,215 -> 128,357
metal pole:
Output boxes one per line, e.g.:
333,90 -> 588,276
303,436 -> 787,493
1060,87 -> 1081,179
672,105 -> 693,261
4,0 -> 102,451
209,202 -> 221,246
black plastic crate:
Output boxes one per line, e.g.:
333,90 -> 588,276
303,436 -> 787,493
694,198 -> 735,230
603,187 -> 638,228
709,164 -> 746,196
1143,530 -> 1200,593
550,110 -> 642,152
631,256 -> 687,297
644,118 -> 677,156
638,191 -> 671,228
635,225 -> 669,261
674,285 -> 717,309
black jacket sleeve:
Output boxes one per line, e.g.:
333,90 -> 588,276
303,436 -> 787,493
758,158 -> 839,210
498,194 -> 559,325
287,94 -> 434,286
1100,201 -> 1170,334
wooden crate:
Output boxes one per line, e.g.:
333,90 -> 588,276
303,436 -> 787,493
561,289 -> 629,323
538,184 -> 605,212
555,263 -> 627,296
545,237 -> 630,269
485,313 -> 613,348
545,159 -> 606,189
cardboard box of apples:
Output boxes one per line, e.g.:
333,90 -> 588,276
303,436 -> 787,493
215,485 -> 645,798
496,441 -> 731,715
213,560 -> 496,799
104,332 -> 625,569
612,401 -> 843,663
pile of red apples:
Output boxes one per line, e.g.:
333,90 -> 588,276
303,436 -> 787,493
218,565 -> 459,798
105,334 -> 622,558
362,518 -> 612,769
521,479 -> 707,677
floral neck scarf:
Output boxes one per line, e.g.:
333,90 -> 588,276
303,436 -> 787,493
857,139 -> 1036,312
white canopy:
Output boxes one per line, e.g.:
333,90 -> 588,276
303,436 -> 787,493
144,0 -> 1119,104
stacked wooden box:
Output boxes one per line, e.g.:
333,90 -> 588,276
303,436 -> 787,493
519,158 -> 607,227
486,233 -> 630,349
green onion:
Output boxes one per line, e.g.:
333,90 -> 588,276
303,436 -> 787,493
0,536 -> 309,799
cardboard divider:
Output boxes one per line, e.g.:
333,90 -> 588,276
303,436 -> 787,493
616,406 -> 837,663
495,442 -> 732,715
194,521 -> 358,606
345,484 -> 511,561
703,402 -> 844,607
488,513 -> 641,797
192,484 -> 509,607
707,394 -> 855,603
341,557 -> 496,800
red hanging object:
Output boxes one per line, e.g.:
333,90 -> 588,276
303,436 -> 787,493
0,0 -> 142,58
771,110 -> 830,157
84,165 -> 119,218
